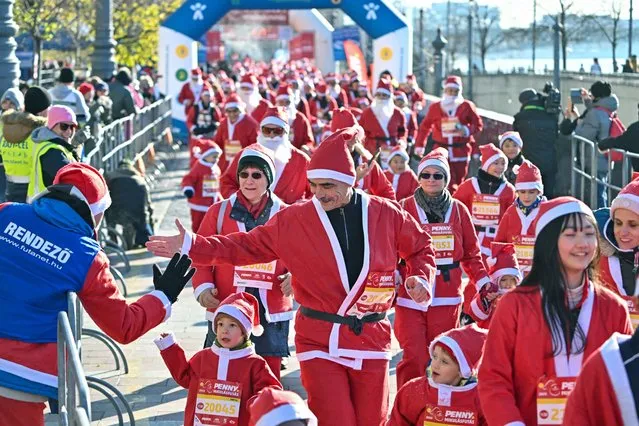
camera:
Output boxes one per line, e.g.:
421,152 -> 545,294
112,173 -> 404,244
541,82 -> 561,115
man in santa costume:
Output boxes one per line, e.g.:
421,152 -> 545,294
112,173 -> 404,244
394,91 -> 418,143
258,76 -> 276,103
326,72 -> 349,108
213,94 -> 259,172
186,89 -> 221,139
358,78 -> 407,168
146,127 -> 437,426
0,163 -> 195,425
286,72 -> 312,124
332,107 -> 396,200
274,84 -> 314,152
220,78 -> 236,97
249,388 -> 317,426
309,82 -> 338,123
178,68 -> 211,115
220,107 -> 311,204
415,76 -> 483,189
405,74 -> 425,109
239,73 -> 271,123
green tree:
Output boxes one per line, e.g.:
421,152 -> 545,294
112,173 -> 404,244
63,0 -> 95,68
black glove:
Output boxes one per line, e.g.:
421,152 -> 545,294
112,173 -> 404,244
205,122 -> 219,133
184,188 -> 194,199
152,253 -> 196,303
192,127 -> 206,136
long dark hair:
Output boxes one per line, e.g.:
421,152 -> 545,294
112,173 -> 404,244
521,212 -> 600,356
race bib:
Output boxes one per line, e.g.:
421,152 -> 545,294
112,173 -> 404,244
623,296 -> 639,330
194,379 -> 242,425
346,271 -> 395,319
441,116 -> 462,138
423,403 -> 478,426
224,140 -> 242,161
425,224 -> 455,265
202,175 -> 219,198
471,194 -> 500,225
536,377 -> 576,425
514,235 -> 535,269
233,261 -> 277,290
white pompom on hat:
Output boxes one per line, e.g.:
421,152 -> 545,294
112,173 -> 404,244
213,292 -> 264,337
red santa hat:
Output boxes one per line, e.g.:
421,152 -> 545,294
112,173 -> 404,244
240,73 -> 258,90
394,90 -> 408,103
260,106 -> 290,133
417,147 -> 450,185
534,196 -> 594,237
486,242 -> 522,284
213,292 -> 264,336
515,160 -> 543,193
429,324 -> 488,378
224,94 -> 244,111
331,107 -> 365,142
611,178 -> 639,218
498,131 -> 523,149
221,78 -> 234,90
191,68 -> 202,77
387,145 -> 409,164
316,82 -> 328,95
307,128 -> 357,186
249,388 -> 317,426
50,163 -> 112,216
275,84 -> 293,102
325,72 -> 337,82
375,78 -> 392,97
198,139 -> 222,159
406,73 -> 416,82
480,144 -> 507,171
443,75 -> 462,90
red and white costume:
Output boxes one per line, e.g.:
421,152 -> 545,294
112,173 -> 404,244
395,91 -> 418,142
249,388 -> 317,426
326,73 -> 349,107
406,74 -> 425,110
383,147 -> 418,202
178,68 -> 211,114
308,83 -> 338,121
415,76 -> 483,189
239,74 -> 272,123
213,95 -> 259,172
275,84 -> 314,150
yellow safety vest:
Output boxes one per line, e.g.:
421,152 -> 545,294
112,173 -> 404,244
0,135 -> 34,184
27,141 -> 77,200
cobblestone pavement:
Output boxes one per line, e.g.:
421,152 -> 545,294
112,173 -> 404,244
45,149 -> 403,425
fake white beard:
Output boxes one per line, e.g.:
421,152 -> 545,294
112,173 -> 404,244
371,98 -> 394,120
257,133 -> 292,177
328,84 -> 341,98
286,103 -> 298,124
441,94 -> 463,107
239,89 -> 261,112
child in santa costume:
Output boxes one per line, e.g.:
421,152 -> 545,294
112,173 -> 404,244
499,131 -> 526,186
213,94 -> 259,172
193,144 -> 293,379
249,388 -> 317,426
468,242 -> 522,329
563,329 -> 639,426
396,147 -> 490,389
494,160 -> 545,276
154,292 -> 282,426
181,140 -> 223,232
274,84 -> 314,152
414,76 -> 483,190
383,146 -> 418,202
478,197 -> 633,426
388,324 -> 488,426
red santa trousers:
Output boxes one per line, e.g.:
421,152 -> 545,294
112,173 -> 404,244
449,160 -> 470,191
0,396 -> 46,426
393,304 -> 461,389
300,358 -> 389,426
190,210 -> 206,233
263,356 -> 281,381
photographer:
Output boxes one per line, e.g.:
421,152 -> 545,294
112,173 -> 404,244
513,86 -> 559,198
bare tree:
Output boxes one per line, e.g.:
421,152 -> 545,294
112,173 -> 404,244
558,0 -> 573,71
473,6 -> 503,72
585,1 -> 623,72
446,14 -> 467,73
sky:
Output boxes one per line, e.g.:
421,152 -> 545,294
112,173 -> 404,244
400,0 -> 633,28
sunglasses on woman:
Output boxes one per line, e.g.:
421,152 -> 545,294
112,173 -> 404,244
239,171 -> 264,180
419,173 -> 445,181
59,123 -> 76,132
261,126 -> 285,136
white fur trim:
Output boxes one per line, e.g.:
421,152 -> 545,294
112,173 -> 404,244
388,150 -> 409,163
611,193 -> 639,216
444,82 -> 461,90
200,147 -> 222,158
275,94 -> 290,101
307,169 -> 356,186
213,304 -> 255,336
403,276 -> 432,310
515,181 -> 544,193
490,268 -> 523,284
375,87 -> 392,96
470,297 -> 490,320
474,276 -> 491,290
504,423 -> 526,426
535,201 -> 593,236
239,82 -> 254,89
481,153 -> 507,171
418,159 -> 450,184
193,283 -> 214,301
89,193 -> 112,215
153,332 -> 176,350
187,203 -> 210,212
182,186 -> 194,195
255,403 -> 318,426
180,229 -> 193,256
260,115 -> 289,131
240,148 -> 276,178
149,290 -> 172,322
224,102 -> 241,110
600,333 -> 639,426
430,335 -> 472,378
414,146 -> 425,156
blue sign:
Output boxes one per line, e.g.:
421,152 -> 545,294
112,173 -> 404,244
332,26 -> 360,61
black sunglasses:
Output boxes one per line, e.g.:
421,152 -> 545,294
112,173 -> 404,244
239,171 -> 264,180
262,126 -> 284,136
419,173 -> 445,181
59,123 -> 76,131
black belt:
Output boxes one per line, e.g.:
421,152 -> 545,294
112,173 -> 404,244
475,225 -> 497,234
299,306 -> 386,336
437,261 -> 460,282
434,140 -> 468,148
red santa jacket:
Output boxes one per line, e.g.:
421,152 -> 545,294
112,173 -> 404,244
359,106 -> 407,156
563,332 -> 639,426
192,193 -> 292,323
599,255 -> 639,329
178,81 -> 212,112
478,282 -> 633,426
388,376 -> 486,426
309,96 -> 338,121
248,98 -> 271,123
220,146 -> 311,205
155,335 -> 281,426
183,192 -> 437,368
186,102 -> 222,134
453,177 -> 516,258
383,170 -> 418,202
213,114 -> 259,172
415,101 -> 483,161
410,89 -> 425,109
401,107 -> 418,142
181,159 -> 222,213
399,197 -> 490,311
494,203 -> 542,275
289,111 -> 314,150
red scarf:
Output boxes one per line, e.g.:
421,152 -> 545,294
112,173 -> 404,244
236,190 -> 269,219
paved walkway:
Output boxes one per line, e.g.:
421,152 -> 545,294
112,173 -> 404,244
45,148 -> 402,425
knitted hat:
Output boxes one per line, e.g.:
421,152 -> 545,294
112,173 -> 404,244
498,131 -> 523,149
1,87 -> 24,111
610,178 -> 639,217
275,84 -> 293,102
249,388 -> 317,426
518,88 -> 538,105
240,73 -> 258,90
213,292 -> 263,336
443,75 -> 462,90
535,196 -> 594,237
24,86 -> 52,115
515,160 -> 543,193
59,68 -> 75,83
480,144 -> 507,171
330,107 -> 365,142
47,105 -> 77,129
260,106 -> 290,133
52,163 -> 112,215
307,127 -> 357,186
417,147 -> 450,185
224,94 -> 244,111
238,143 -> 276,188
78,82 -> 94,96
388,145 -> 409,163
486,242 -> 522,284
375,78 -> 392,97
429,324 -> 488,378
199,139 -> 222,159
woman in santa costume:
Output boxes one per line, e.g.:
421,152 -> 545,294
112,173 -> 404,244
274,84 -> 314,152
192,144 -> 292,379
220,107 -> 311,204
213,94 -> 259,172
249,388 -> 317,426
478,197 -> 633,426
396,147 -> 491,389
147,127 -> 437,426
494,160 -> 545,276
239,73 -> 272,123
358,78 -> 407,169
388,324 -> 488,426
383,146 -> 418,202
563,329 -> 639,425
414,76 -> 483,190
154,292 -> 282,426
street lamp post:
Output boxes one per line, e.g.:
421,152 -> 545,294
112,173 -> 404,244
553,16 -> 561,90
91,0 -> 117,81
0,0 -> 20,94
432,28 -> 448,97
532,0 -> 537,73
630,0 -> 634,58
467,0 -> 474,101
